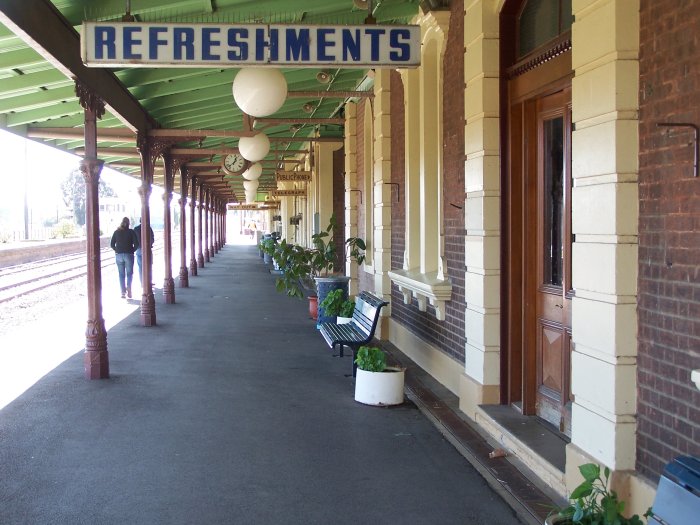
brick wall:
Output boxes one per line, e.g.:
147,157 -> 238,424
333,147 -> 345,273
637,0 -> 700,481
390,0 -> 467,363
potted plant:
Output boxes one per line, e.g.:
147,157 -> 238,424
260,236 -> 277,265
319,288 -> 355,324
546,463 -> 649,525
353,346 -> 405,406
309,214 -> 365,324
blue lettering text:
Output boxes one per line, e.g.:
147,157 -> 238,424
365,28 -> 385,61
389,29 -> 410,61
173,28 -> 194,60
227,28 -> 248,60
317,28 -> 335,61
123,27 -> 142,59
202,28 -> 221,60
285,28 -> 309,61
148,27 -> 168,60
341,29 -> 361,62
94,26 -> 116,59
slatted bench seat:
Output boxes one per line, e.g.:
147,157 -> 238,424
319,291 -> 389,377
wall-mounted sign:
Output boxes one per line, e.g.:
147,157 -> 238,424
228,203 -> 279,210
271,189 -> 306,197
276,171 -> 312,182
82,22 -> 420,68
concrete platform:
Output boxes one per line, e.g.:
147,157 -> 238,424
0,244 -> 526,525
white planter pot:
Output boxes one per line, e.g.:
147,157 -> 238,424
354,367 -> 405,406
336,316 -> 352,325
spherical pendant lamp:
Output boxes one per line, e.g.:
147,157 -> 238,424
232,68 -> 287,117
238,132 -> 270,162
243,179 -> 260,192
245,190 -> 257,204
241,162 -> 262,181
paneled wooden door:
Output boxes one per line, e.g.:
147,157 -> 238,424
524,89 -> 573,434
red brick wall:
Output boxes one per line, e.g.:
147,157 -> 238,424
333,147 -> 345,273
637,0 -> 700,480
390,0 -> 467,363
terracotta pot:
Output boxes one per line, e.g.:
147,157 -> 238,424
308,296 -> 318,320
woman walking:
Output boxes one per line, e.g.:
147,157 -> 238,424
110,217 -> 139,298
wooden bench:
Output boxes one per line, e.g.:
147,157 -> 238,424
319,291 -> 389,377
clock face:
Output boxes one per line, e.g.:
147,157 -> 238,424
223,153 -> 246,174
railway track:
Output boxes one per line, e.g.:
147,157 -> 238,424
0,243 -> 163,304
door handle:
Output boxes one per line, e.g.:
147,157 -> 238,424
555,304 -> 563,309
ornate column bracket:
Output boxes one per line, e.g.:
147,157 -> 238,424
75,78 -> 105,119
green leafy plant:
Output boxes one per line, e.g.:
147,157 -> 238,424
259,237 -> 277,256
318,288 -> 355,317
354,346 -> 387,372
550,463 -> 647,525
272,239 -> 314,299
309,214 -> 366,277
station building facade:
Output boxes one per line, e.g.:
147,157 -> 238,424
277,0 -> 698,514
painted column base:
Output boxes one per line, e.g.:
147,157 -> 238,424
458,372 -> 499,421
190,258 -> 198,276
84,318 -> 108,379
84,350 -> 109,379
140,293 -> 157,326
197,254 -> 204,268
163,277 -> 175,304
178,267 -> 189,288
205,248 -> 210,262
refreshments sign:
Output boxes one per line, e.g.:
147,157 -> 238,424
82,22 -> 420,68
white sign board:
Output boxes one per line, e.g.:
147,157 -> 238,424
82,22 -> 420,68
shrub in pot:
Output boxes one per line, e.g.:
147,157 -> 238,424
309,214 -> 365,324
353,346 -> 405,406
318,288 -> 355,324
546,463 -> 649,525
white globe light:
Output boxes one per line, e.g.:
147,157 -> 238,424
232,68 -> 287,117
245,190 -> 257,203
238,132 -> 270,162
243,179 -> 259,192
241,162 -> 262,181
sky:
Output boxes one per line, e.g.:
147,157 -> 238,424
0,129 -> 163,234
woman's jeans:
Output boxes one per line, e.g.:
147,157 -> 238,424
115,252 -> 135,294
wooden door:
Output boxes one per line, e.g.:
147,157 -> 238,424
524,89 -> 573,433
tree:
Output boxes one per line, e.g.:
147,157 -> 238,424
61,169 -> 116,226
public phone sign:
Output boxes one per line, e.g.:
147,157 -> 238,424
81,22 -> 420,68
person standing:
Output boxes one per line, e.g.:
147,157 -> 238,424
110,217 -> 139,299
134,221 -> 154,286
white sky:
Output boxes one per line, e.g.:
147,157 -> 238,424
0,129 -> 164,230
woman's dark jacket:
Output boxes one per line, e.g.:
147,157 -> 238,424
110,228 -> 139,254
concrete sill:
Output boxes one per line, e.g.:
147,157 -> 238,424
388,269 -> 451,320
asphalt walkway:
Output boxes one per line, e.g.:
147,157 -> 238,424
0,244 -> 525,525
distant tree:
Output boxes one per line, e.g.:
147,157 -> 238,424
60,169 -> 116,226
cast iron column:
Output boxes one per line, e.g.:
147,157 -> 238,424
76,80 -> 109,380
178,166 -> 189,287
197,183 -> 205,268
204,187 -> 210,262
214,198 -> 220,252
189,175 -> 198,276
136,134 -> 157,326
162,152 -> 176,304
